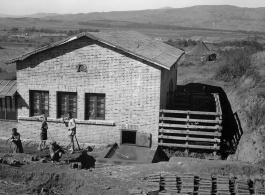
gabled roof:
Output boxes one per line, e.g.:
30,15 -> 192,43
0,80 -> 17,98
5,31 -> 184,70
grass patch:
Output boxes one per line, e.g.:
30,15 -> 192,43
214,39 -> 263,82
163,148 -> 216,159
215,48 -> 252,81
245,99 -> 265,128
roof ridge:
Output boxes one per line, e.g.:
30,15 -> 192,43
5,31 -> 184,70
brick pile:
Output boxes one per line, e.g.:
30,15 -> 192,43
142,172 -> 265,195
161,173 -> 178,194
180,173 -> 195,194
212,175 -> 230,195
145,173 -> 161,193
198,174 -> 212,195
229,173 -> 235,194
234,175 -> 250,195
252,175 -> 265,195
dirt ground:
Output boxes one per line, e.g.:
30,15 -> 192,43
0,141 -> 265,195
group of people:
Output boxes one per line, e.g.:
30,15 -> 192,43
10,112 -> 77,162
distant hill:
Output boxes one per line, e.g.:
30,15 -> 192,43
25,13 -> 58,18
159,6 -> 174,9
42,5 -> 265,31
1,5 -> 265,31
0,13 -> 58,18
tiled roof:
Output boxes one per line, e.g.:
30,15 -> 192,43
0,80 -> 17,98
5,31 -> 184,70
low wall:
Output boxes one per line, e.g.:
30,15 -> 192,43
0,120 -> 18,138
17,117 -> 118,145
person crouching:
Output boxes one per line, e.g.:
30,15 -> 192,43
11,128 -> 23,153
49,141 -> 64,162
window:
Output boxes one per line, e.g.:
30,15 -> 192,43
57,92 -> 77,118
85,93 -> 105,120
30,91 -> 49,116
0,97 -> 17,120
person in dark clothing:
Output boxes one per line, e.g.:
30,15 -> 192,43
38,115 -> 48,151
49,141 -> 65,162
11,128 -> 23,153
75,149 -> 96,169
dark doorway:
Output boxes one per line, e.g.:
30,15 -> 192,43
121,130 -> 137,145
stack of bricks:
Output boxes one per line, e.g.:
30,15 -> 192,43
251,175 -> 265,195
197,174 -> 212,195
234,175 -> 250,195
161,173 -> 178,194
180,173 -> 195,194
229,173 -> 236,194
145,173 -> 161,193
247,175 -> 254,194
212,175 -> 230,195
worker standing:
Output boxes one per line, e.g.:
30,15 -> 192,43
38,115 -> 48,151
67,112 -> 76,154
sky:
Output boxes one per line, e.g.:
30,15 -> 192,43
0,0 -> 265,15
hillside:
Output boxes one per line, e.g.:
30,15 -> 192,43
40,5 -> 265,31
0,13 -> 58,18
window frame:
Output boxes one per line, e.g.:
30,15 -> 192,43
0,96 -> 17,120
29,90 -> 49,117
57,92 -> 77,119
85,93 -> 105,120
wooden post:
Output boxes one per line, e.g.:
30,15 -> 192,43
214,94 -> 222,156
185,111 -> 190,155
5,98 -> 7,119
160,111 -> 164,146
213,94 -> 220,156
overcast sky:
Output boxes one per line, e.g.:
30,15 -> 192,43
1,0 -> 265,15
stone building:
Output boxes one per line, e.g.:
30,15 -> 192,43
4,31 -> 184,145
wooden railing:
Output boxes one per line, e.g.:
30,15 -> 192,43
159,94 -> 222,155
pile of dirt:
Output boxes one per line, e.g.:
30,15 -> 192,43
235,125 -> 265,164
232,81 -> 265,163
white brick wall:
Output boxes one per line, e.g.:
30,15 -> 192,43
0,121 -> 18,138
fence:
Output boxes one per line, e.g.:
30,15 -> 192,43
159,94 -> 222,155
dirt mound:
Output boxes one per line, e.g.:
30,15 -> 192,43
235,125 -> 265,164
0,163 -> 91,195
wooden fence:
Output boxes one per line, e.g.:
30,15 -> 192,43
158,93 -> 222,155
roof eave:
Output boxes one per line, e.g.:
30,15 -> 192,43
98,39 -> 172,70
4,33 -> 83,65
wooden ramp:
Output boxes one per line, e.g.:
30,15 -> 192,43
159,93 -> 222,155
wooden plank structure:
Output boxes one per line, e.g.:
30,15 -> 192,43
159,93 -> 222,155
